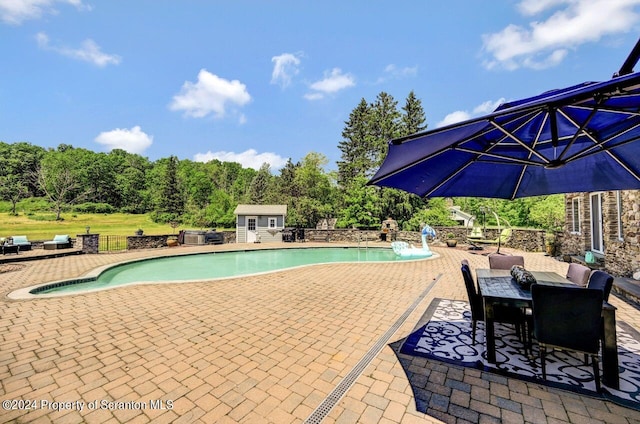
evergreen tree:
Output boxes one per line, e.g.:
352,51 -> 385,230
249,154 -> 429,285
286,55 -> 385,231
155,155 -> 184,222
337,98 -> 372,187
369,91 -> 400,168
248,163 -> 273,204
400,90 -> 427,136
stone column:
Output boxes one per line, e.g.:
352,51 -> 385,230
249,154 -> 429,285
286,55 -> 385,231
77,233 -> 99,254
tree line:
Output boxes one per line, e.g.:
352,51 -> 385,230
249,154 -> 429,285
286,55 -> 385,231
0,90 -> 563,231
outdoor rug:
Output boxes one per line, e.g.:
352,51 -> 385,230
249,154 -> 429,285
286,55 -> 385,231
398,298 -> 640,410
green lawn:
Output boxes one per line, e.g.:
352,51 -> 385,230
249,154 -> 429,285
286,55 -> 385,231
0,212 -> 186,240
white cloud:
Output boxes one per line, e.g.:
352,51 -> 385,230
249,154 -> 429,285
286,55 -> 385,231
436,111 -> 472,128
0,0 -> 89,25
36,32 -> 121,67
303,92 -> 324,101
194,149 -> 288,170
385,64 -> 418,78
473,98 -> 506,115
169,69 -> 251,122
95,126 -> 153,154
305,68 -> 355,100
482,0 -> 640,70
374,64 -> 419,84
436,98 -> 506,128
271,52 -> 302,88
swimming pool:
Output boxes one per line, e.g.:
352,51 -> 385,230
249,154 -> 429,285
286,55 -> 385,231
15,247 -> 438,297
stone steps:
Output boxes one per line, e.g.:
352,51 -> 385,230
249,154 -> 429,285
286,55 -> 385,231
613,277 -> 640,308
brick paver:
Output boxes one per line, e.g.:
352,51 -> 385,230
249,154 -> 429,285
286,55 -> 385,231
1,243 -> 640,423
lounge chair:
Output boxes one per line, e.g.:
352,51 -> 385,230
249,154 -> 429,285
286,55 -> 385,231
43,235 -> 72,250
10,235 -> 31,251
467,226 -> 484,240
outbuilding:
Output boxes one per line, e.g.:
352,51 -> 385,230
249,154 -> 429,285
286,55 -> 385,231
234,204 -> 287,243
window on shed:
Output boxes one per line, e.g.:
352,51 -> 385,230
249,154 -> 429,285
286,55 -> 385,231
268,217 -> 277,229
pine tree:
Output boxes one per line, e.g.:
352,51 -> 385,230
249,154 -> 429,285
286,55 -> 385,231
337,98 -> 372,188
157,155 -> 184,221
248,163 -> 272,204
401,90 -> 427,136
369,92 -> 400,169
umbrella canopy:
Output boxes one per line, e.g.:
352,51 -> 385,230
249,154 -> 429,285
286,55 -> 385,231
369,71 -> 640,199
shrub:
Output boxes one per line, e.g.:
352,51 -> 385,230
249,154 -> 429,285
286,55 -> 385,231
73,202 -> 115,214
16,197 -> 52,213
28,214 -> 60,222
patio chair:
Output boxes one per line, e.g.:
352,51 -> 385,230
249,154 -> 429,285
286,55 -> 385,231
566,263 -> 591,287
10,235 -> 31,251
461,260 -> 530,348
587,270 -> 614,302
43,235 -> 72,250
488,254 -> 524,270
531,284 -> 603,392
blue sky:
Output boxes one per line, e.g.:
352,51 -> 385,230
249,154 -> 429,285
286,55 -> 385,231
1,1 -> 640,171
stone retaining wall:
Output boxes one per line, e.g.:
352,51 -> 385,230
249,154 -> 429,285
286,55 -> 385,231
303,227 -> 547,252
125,231 -> 236,250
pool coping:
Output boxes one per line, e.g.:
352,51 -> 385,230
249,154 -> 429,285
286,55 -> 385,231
7,246 -> 440,300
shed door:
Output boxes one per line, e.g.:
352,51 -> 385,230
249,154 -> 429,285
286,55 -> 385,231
246,216 -> 257,243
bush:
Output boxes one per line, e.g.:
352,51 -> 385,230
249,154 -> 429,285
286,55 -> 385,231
16,197 -> 52,213
150,211 -> 181,224
28,214 -> 60,222
73,202 -> 115,214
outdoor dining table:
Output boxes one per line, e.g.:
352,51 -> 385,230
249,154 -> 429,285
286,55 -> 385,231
476,268 -> 619,389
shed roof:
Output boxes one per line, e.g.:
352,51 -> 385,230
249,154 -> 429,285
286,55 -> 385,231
234,204 -> 287,215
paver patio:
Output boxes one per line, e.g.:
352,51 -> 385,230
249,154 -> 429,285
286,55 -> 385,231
1,242 -> 640,423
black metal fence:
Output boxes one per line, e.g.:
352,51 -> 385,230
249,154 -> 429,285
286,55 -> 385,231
99,235 -> 128,252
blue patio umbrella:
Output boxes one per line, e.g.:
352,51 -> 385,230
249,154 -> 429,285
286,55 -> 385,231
369,43 -> 640,199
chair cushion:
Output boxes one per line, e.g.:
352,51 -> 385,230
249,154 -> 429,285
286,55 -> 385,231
52,235 -> 70,243
11,236 -> 30,245
489,254 -> 525,270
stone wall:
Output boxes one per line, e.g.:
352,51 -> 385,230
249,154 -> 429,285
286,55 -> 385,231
125,231 -> 236,250
127,235 -> 168,250
303,227 -> 546,252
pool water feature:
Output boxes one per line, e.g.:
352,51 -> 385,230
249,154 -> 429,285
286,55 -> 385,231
20,247 -> 437,297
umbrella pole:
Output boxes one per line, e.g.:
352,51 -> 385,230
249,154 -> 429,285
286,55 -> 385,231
615,36 -> 640,77
490,209 -> 502,254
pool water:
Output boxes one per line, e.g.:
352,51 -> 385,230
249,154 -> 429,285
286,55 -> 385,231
36,247 -> 429,295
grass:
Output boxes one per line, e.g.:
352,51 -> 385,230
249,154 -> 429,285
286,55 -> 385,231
0,212 -> 186,240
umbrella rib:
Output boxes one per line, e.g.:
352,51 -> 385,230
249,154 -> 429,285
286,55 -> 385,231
488,120 -> 551,164
567,131 -> 640,165
572,103 -> 640,117
556,106 -> 600,162
564,120 -> 640,163
574,139 -> 640,182
454,147 -> 544,166
512,114 -> 548,198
